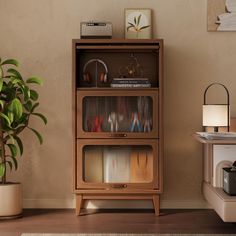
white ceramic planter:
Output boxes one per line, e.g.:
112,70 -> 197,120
0,183 -> 22,218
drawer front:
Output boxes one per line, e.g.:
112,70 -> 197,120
75,139 -> 160,191
213,145 -> 236,187
76,89 -> 159,139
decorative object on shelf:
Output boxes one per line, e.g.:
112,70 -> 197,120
0,58 -> 47,218
125,8 -> 152,39
118,53 -> 144,78
82,59 -> 108,86
87,116 -> 103,132
223,162 -> 236,195
203,83 -> 230,132
130,149 -> 153,183
111,54 -> 151,88
108,112 -> 124,132
143,118 -> 152,132
130,112 -> 142,132
80,21 -> 112,39
103,147 -> 130,183
208,0 -> 236,31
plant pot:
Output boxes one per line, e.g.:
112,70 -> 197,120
0,183 -> 22,218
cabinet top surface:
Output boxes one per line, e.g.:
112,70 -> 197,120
193,133 -> 236,144
73,38 -> 163,45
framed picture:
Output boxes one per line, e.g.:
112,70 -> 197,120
125,8 -> 152,39
208,0 -> 236,31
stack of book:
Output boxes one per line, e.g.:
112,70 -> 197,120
110,78 -> 151,88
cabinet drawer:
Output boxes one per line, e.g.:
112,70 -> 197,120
75,139 -> 160,191
76,89 -> 159,139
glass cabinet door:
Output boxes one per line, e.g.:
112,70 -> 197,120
76,139 -> 159,190
77,89 -> 158,138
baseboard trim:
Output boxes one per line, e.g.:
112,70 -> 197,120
23,198 -> 211,209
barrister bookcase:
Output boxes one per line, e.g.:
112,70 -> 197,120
72,39 -> 163,215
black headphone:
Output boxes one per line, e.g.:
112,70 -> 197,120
82,59 -> 108,84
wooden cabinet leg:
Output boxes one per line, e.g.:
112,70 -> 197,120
152,195 -> 160,216
76,194 -> 83,216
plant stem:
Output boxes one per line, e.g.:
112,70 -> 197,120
0,116 -> 6,184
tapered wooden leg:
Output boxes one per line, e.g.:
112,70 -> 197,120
152,195 -> 160,216
76,194 -> 83,216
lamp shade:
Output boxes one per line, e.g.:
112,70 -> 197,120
203,104 -> 229,127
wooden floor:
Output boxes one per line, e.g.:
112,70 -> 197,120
0,209 -> 236,236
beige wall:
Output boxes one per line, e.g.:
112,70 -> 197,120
1,0 -> 236,209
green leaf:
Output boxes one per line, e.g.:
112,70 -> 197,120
0,78 -> 3,92
0,67 -> 3,78
139,25 -> 150,31
28,127 -> 43,144
0,100 -> 4,109
24,100 -> 33,112
7,155 -> 18,170
137,14 -> 142,26
7,68 -> 23,80
0,112 -> 11,126
32,113 -> 47,125
7,143 -> 18,158
30,90 -> 39,101
22,85 -> 30,101
26,77 -> 43,86
11,78 -> 22,85
127,25 -> 134,32
7,111 -> 14,124
13,136 -> 23,156
7,133 -> 15,144
128,22 -> 135,27
6,161 -> 13,171
9,98 -> 23,120
0,163 -> 6,178
31,102 -> 39,112
134,16 -> 137,24
1,59 -> 19,67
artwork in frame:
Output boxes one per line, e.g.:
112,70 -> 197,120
125,8 -> 152,39
208,0 -> 236,31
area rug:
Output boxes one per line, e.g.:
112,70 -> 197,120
20,234 -> 236,236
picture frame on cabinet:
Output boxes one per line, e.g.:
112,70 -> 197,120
208,0 -> 236,31
125,8 -> 152,39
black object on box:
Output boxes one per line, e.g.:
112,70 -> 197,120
223,167 -> 236,195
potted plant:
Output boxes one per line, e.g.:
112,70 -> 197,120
0,58 -> 47,218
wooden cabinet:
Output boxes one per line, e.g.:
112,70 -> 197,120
72,39 -> 163,215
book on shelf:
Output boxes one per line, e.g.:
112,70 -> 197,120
110,83 -> 151,88
112,78 -> 150,83
111,78 -> 151,87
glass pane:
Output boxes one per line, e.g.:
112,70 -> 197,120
83,145 -> 153,183
83,96 -> 153,132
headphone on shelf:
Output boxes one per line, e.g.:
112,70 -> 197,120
82,59 -> 108,83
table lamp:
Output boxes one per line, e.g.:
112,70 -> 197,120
203,83 -> 230,132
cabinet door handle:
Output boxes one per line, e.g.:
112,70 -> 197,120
109,133 -> 127,138
110,184 -> 127,189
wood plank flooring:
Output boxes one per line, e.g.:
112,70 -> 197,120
0,209 -> 236,236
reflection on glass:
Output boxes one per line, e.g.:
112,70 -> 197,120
83,96 -> 153,133
83,145 -> 153,183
